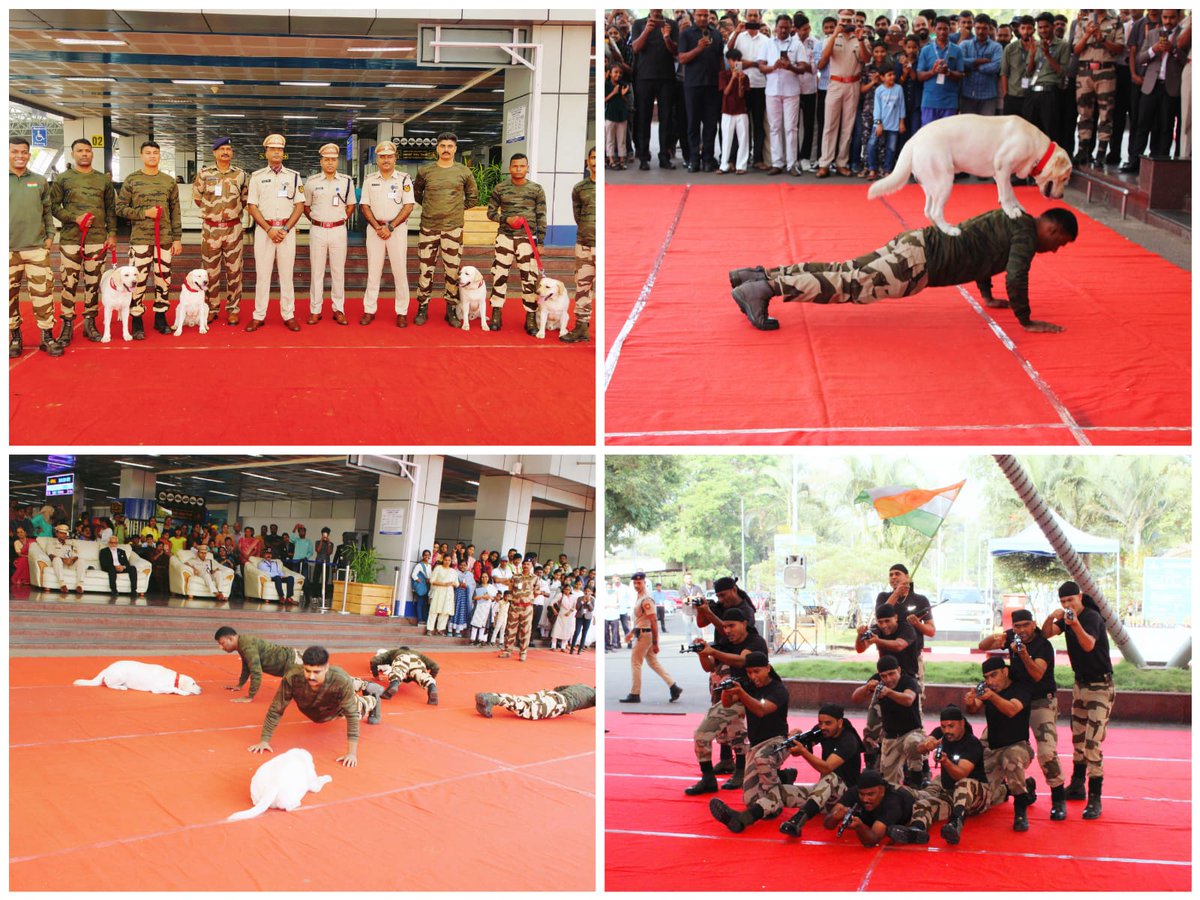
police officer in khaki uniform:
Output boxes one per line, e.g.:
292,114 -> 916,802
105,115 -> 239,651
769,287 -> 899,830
192,136 -> 248,325
245,134 -> 304,332
562,147 -> 596,343
359,141 -> 416,327
9,136 -> 61,358
51,138 -> 117,344
115,140 -> 182,337
1072,9 -> 1125,166
304,143 -> 355,326
486,153 -> 546,334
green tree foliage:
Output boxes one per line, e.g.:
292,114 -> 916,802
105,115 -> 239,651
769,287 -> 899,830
604,455 -> 684,545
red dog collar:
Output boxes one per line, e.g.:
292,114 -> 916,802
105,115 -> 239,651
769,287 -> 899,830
174,672 -> 181,689
1030,142 -> 1056,177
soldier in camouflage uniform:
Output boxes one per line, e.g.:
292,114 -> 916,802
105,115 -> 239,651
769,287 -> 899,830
249,646 -> 384,768
562,147 -> 596,343
215,626 -> 302,702
368,646 -> 439,705
1042,581 -> 1114,820
413,132 -> 478,328
486,153 -> 547,334
51,138 -> 117,344
475,683 -> 596,720
192,136 -> 248,325
729,207 -> 1079,334
1071,9 -> 1125,166
116,140 -> 182,338
500,559 -> 538,661
9,136 -> 62,358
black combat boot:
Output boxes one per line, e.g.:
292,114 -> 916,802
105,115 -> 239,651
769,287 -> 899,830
559,318 -> 590,342
709,798 -> 763,834
57,317 -> 75,347
685,760 -> 719,795
9,329 -> 22,358
475,691 -> 499,717
778,768 -> 798,785
940,805 -> 967,844
362,681 -> 385,724
1082,776 -> 1103,819
524,310 -> 538,335
1013,791 -> 1031,832
903,768 -> 924,789
713,743 -> 735,775
921,758 -> 933,787
1073,140 -> 1094,167
721,753 -> 746,790
39,328 -> 64,357
1050,784 -> 1067,820
669,683 -> 683,702
154,310 -> 170,334
131,315 -> 146,340
779,799 -> 820,836
489,306 -> 502,330
1065,761 -> 1087,799
413,301 -> 429,325
83,314 -> 102,342
381,678 -> 401,700
1093,141 -> 1109,167
426,681 -> 438,705
445,304 -> 461,328
888,823 -> 930,844
727,265 -> 769,289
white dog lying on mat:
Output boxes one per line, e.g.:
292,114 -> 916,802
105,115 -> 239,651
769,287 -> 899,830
534,276 -> 571,340
457,265 -> 490,332
98,265 -> 139,343
73,660 -> 202,695
173,268 -> 210,335
867,114 -> 1073,236
227,748 -> 333,821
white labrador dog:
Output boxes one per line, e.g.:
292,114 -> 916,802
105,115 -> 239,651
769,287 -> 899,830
456,265 -> 489,332
73,660 -> 202,695
227,748 -> 332,821
172,268 -> 210,336
534,276 -> 571,340
868,114 -> 1073,235
98,265 -> 139,343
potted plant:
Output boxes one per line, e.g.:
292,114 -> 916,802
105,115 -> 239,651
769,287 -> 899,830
333,546 -> 394,615
464,161 -> 502,247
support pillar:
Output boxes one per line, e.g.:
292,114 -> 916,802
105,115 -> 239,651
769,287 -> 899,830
371,456 -> 444,616
564,509 -> 595,568
471,474 -> 534,557
61,117 -> 110,172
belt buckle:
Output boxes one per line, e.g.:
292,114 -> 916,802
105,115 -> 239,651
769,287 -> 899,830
1090,62 -> 1102,71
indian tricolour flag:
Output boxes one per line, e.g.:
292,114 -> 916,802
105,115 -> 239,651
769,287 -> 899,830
854,480 -> 966,538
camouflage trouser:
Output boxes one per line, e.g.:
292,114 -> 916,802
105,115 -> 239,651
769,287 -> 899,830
491,688 -> 570,720
350,678 -> 379,719
742,737 -> 789,816
375,655 -> 435,690
490,232 -> 538,311
9,248 -> 54,330
909,778 -> 989,829
1029,697 -> 1064,787
779,770 -> 847,813
629,632 -> 673,694
693,699 -> 747,762
416,226 -> 463,306
574,242 -> 595,322
880,728 -> 926,785
770,230 -> 929,304
503,603 -> 535,654
1072,677 -> 1115,777
1076,67 -> 1118,143
200,223 -> 244,314
59,242 -> 106,318
129,244 -> 173,316
863,701 -> 882,766
984,740 -> 1033,804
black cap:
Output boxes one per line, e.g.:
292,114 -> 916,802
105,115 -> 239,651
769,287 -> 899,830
212,136 -> 232,150
1059,580 -> 1081,598
632,571 -> 646,580
981,655 -> 1007,674
818,702 -> 844,719
876,655 -> 899,673
744,650 -> 770,668
1011,609 -> 1034,623
713,576 -> 737,592
858,769 -> 886,789
889,563 -> 909,575
722,609 -> 748,623
939,705 -> 965,721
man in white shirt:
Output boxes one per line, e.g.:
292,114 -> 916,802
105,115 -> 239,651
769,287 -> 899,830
730,10 -> 772,169
303,143 -> 356,326
795,15 -> 821,170
48,524 -> 88,592
359,141 -> 417,327
185,543 -> 226,600
761,13 -> 812,176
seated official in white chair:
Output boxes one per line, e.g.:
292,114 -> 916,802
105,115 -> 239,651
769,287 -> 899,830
99,534 -> 143,597
181,544 -> 229,600
257,547 -> 297,604
48,524 -> 90,593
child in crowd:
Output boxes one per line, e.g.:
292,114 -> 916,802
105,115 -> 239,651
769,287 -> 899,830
469,573 -> 497,645
489,589 -> 510,646
605,63 -> 631,170
717,48 -> 750,174
867,65 -> 906,179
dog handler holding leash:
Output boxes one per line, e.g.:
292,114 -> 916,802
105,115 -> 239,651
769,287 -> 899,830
115,140 -> 181,339
486,152 -> 547,334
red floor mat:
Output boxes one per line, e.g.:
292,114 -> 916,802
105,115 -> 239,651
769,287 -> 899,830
604,184 -> 1190,445
9,294 -> 594,445
10,651 -> 595,891
604,710 -> 1190,891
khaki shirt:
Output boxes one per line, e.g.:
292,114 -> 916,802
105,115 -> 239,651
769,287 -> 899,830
192,165 -> 248,226
246,166 -> 304,222
304,172 -> 355,223
1029,39 -> 1071,87
48,539 -> 79,560
360,170 -> 416,223
1001,40 -> 1032,97
633,591 -> 657,629
826,33 -> 867,79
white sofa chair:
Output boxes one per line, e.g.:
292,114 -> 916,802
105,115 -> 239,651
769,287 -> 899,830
28,537 -> 152,593
242,555 -> 306,601
169,549 -> 236,598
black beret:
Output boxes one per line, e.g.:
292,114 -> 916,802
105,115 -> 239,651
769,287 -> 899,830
722,609 -> 747,622
939,705 -> 965,721
876,655 -> 899,673
1058,580 -> 1081,598
857,769 -> 886,789
744,650 -> 770,668
1011,609 -> 1034,623
713,576 -> 738,592
981,655 -> 1007,674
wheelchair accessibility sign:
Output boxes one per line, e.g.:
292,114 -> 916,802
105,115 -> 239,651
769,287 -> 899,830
31,127 -> 48,148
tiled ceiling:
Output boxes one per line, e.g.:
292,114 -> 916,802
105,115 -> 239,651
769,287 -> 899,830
9,10 -> 595,161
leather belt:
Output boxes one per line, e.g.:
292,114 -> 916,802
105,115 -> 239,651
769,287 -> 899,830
204,218 -> 241,227
1029,84 -> 1055,92
510,600 -> 533,607
312,219 -> 347,228
829,74 -> 858,83
1085,62 -> 1115,71
265,219 -> 289,227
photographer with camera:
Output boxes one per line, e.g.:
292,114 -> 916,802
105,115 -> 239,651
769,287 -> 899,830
815,9 -> 872,176
964,656 -> 1036,832
854,604 -> 921,769
889,705 -> 988,845
825,768 -> 916,847
707,651 -> 790,834
696,575 -> 760,635
684,609 -> 769,795
618,572 -> 683,704
979,608 -> 1066,819
776,703 -> 864,837
1041,580 -> 1114,819
851,655 -> 925,788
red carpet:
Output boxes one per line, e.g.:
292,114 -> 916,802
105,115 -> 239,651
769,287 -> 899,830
9,294 -> 594,445
10,651 -> 595,891
605,710 -> 1190,891
604,184 -> 1190,445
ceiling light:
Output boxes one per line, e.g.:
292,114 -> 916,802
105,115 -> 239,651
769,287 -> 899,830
311,486 -> 342,495
386,83 -> 436,89
114,460 -> 154,469
258,488 -> 287,495
282,115 -> 317,119
192,476 -> 225,483
211,113 -> 245,118
492,89 -> 505,93
303,469 -> 343,477
325,103 -> 367,108
452,107 -> 491,112
407,129 -> 435,134
84,486 -> 107,493
240,472 -> 278,481
466,480 -> 480,486
156,481 -> 180,488
348,46 -> 414,52
280,81 -> 330,87
172,79 -> 225,85
56,38 -> 127,46
210,490 -> 238,498
66,76 -> 116,82
358,117 -> 387,120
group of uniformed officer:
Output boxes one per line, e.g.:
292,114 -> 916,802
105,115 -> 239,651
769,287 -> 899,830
9,129 -> 596,358
688,573 -> 1116,847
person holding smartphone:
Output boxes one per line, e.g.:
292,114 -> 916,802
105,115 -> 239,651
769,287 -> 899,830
815,9 -> 870,177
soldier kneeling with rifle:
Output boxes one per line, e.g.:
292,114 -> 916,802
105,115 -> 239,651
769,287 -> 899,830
776,703 -> 865,837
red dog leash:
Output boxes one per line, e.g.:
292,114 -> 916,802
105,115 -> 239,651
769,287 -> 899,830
76,212 -> 114,263
517,218 -> 544,275
151,205 -> 169,289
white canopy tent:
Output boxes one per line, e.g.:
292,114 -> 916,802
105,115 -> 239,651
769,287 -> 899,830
987,508 -> 1121,608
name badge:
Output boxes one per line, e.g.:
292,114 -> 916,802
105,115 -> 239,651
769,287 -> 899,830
936,72 -> 946,85
1020,76 -> 1031,89
277,185 -> 289,198
333,192 -> 342,207
388,185 -> 398,200
213,183 -> 223,197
